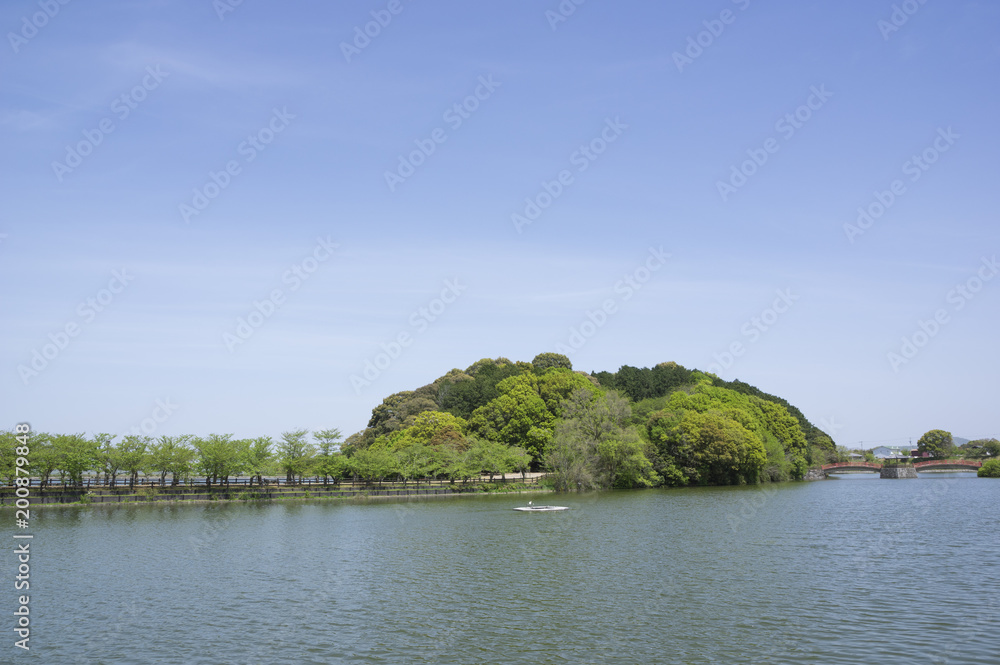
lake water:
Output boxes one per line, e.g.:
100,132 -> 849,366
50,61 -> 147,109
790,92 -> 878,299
6,473 -> 998,664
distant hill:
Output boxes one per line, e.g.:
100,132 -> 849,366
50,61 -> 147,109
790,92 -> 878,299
347,353 -> 837,489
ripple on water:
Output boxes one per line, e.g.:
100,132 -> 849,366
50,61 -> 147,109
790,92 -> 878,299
7,476 -> 998,664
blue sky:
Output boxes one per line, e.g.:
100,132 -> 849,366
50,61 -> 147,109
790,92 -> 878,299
2,0 -> 998,449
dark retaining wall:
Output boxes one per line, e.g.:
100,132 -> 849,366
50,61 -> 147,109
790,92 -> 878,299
0,485 -> 503,506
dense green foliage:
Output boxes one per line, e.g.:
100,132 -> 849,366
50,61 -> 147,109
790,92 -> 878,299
959,438 -> 1000,459
978,459 -> 1000,478
1,354 -> 840,492
708,378 -> 835,455
595,364 -> 835,461
344,356 -> 834,490
593,361 -> 693,402
643,378 -> 808,485
547,389 -> 658,491
917,429 -> 955,459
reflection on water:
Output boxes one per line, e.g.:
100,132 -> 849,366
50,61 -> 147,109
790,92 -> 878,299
6,473 -> 997,664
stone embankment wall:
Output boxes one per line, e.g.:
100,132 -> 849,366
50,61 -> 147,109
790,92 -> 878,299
804,468 -> 827,481
879,466 -> 918,479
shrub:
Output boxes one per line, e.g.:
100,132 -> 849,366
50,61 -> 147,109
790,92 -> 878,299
978,459 -> 1000,478
136,486 -> 159,501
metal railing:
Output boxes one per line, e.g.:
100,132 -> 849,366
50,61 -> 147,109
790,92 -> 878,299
0,474 -> 544,491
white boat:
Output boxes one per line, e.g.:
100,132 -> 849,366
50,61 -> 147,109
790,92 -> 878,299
513,501 -> 569,512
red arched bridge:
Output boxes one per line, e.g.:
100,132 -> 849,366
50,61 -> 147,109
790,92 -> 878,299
821,460 -> 983,475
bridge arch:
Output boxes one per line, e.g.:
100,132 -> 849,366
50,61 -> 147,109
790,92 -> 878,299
913,459 -> 982,472
821,462 -> 882,474
818,459 -> 982,477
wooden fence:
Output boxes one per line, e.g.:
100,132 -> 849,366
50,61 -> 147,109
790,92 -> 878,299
0,474 -> 545,505
2,474 -> 542,490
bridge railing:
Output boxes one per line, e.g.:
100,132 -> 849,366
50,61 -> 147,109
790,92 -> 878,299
913,459 -> 982,468
821,462 -> 882,470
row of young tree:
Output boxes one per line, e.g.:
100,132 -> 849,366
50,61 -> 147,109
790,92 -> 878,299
0,427 -> 535,489
0,429 -> 342,488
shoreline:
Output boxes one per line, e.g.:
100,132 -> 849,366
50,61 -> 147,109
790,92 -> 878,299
1,481 -> 553,509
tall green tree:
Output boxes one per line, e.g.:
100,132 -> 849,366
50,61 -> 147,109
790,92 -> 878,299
29,434 -> 57,488
193,434 -> 243,487
0,430 -> 27,486
350,446 -> 396,485
596,431 -> 659,489
316,453 -> 349,484
647,409 -> 766,486
95,434 -> 121,486
535,368 -> 601,416
314,428 -> 342,455
388,411 -> 469,451
149,435 -> 195,486
312,428 -> 342,483
545,429 -> 600,492
170,439 -> 196,486
917,429 -> 954,459
244,436 -> 273,485
278,429 -> 314,482
148,436 -> 174,485
395,443 -> 434,486
469,375 -> 555,464
366,392 -> 438,439
464,436 -> 515,481
544,388 -> 657,489
438,447 -> 477,484
531,352 -> 572,374
51,433 -> 99,485
118,435 -> 151,488
504,445 -> 532,480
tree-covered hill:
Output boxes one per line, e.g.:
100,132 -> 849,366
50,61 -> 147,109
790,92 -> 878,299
345,353 -> 837,489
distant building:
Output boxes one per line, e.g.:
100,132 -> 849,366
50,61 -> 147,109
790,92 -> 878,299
871,445 -> 915,459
